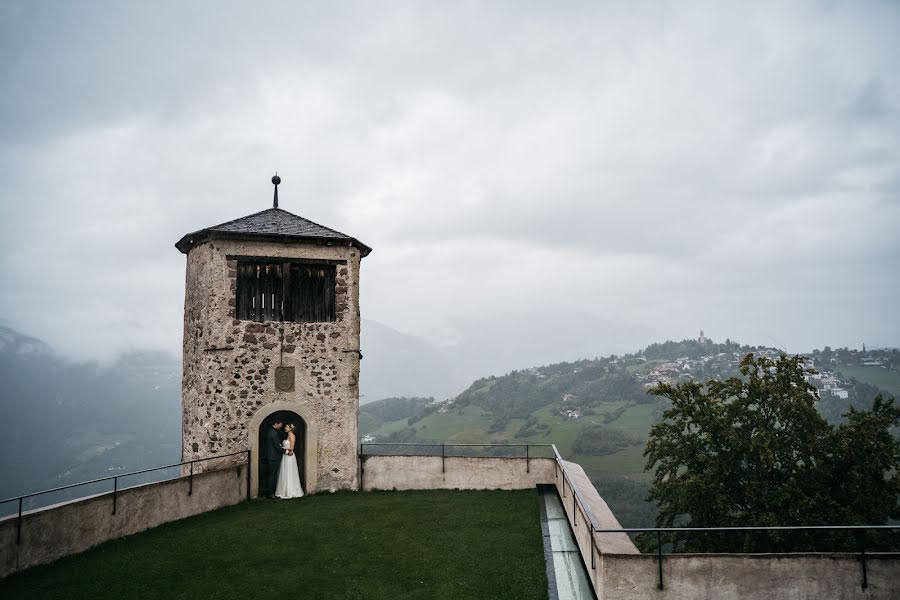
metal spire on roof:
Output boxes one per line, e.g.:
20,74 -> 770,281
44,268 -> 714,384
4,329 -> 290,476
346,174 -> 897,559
272,173 -> 281,208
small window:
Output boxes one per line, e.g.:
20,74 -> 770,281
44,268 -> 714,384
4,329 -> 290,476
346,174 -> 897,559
235,259 -> 336,323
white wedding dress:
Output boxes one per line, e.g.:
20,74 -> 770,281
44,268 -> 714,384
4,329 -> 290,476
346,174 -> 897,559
275,439 -> 304,499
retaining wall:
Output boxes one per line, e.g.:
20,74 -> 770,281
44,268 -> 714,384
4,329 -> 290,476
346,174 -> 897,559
360,455 -> 556,491
595,552 -> 899,599
554,461 -> 900,599
0,464 -> 248,578
4,453 -> 899,597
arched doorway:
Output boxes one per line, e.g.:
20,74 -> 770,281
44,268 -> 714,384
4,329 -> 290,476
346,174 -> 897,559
249,401 -> 318,498
257,411 -> 307,497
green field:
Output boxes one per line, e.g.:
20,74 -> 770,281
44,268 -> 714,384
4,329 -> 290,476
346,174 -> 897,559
413,405 -> 494,442
572,445 -> 650,478
1,490 -> 548,600
610,404 -> 658,437
835,366 -> 900,398
369,414 -> 418,438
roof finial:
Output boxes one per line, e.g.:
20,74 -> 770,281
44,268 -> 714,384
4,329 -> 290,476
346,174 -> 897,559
272,173 -> 281,208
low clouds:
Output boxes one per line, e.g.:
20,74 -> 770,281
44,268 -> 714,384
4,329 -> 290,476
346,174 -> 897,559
1,1 -> 898,361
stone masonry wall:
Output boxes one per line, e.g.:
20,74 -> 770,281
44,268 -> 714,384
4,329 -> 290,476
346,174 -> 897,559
181,238 -> 362,492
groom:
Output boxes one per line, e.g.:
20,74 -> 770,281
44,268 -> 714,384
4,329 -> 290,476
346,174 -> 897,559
262,418 -> 287,499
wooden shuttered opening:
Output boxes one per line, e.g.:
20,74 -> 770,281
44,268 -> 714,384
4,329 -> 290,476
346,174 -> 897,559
288,264 -> 336,323
235,260 -> 336,323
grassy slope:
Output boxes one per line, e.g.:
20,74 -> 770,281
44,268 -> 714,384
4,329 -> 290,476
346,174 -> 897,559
412,406 -> 494,442
385,405 -> 653,476
366,390 -> 657,464
1,490 -> 547,600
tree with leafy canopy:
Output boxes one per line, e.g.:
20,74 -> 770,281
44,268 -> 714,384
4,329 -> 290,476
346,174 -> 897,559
639,353 -> 899,553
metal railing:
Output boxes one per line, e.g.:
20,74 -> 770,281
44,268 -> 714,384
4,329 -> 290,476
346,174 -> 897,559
358,441 -> 604,562
358,442 -> 556,489
358,442 -> 899,591
360,441 -> 554,463
1,449 -> 251,546
595,524 -> 900,591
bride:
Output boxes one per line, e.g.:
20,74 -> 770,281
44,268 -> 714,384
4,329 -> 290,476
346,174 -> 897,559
275,423 -> 304,499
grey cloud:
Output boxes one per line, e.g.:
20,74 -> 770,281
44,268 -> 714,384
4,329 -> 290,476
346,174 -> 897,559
1,1 -> 899,362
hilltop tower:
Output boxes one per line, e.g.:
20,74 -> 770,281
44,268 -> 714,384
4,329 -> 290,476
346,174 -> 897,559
175,176 -> 370,494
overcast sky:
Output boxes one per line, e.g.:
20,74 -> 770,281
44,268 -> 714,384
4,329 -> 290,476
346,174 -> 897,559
1,1 -> 898,363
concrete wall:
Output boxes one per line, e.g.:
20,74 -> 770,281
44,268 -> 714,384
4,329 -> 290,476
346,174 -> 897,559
552,460 -> 900,599
555,459 -> 639,564
0,464 -> 248,578
597,553 -> 899,600
360,456 -> 556,491
181,238 -> 362,492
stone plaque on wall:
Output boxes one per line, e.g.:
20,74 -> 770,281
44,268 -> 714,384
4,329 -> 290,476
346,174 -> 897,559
275,366 -> 295,392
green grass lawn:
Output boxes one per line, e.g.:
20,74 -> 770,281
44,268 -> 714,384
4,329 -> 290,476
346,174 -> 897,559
1,490 -> 548,600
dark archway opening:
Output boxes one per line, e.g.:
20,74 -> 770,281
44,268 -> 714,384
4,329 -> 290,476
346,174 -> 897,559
257,410 -> 307,496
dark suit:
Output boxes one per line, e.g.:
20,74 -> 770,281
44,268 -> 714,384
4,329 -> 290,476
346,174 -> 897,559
261,426 -> 285,497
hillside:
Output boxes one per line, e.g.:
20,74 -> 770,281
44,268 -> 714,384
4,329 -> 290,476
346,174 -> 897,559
358,312 -> 658,403
0,326 -> 181,501
360,339 -> 900,527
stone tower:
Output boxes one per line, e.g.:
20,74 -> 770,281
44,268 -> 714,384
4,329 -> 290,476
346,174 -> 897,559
175,176 -> 371,494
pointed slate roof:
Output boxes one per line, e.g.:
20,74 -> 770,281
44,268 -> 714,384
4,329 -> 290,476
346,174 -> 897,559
175,208 -> 371,256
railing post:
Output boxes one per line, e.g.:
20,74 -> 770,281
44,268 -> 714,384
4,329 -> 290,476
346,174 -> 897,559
189,461 -> 194,496
657,530 -> 663,590
441,444 -> 445,473
16,497 -> 23,545
360,453 -> 365,491
526,445 -> 530,473
859,529 -> 868,590
112,477 -> 118,515
246,449 -> 252,499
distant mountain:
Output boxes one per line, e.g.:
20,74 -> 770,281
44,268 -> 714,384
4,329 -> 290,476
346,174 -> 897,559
359,320 -> 464,403
358,311 -> 658,403
0,325 -> 181,501
0,325 -> 55,356
359,396 -> 435,437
